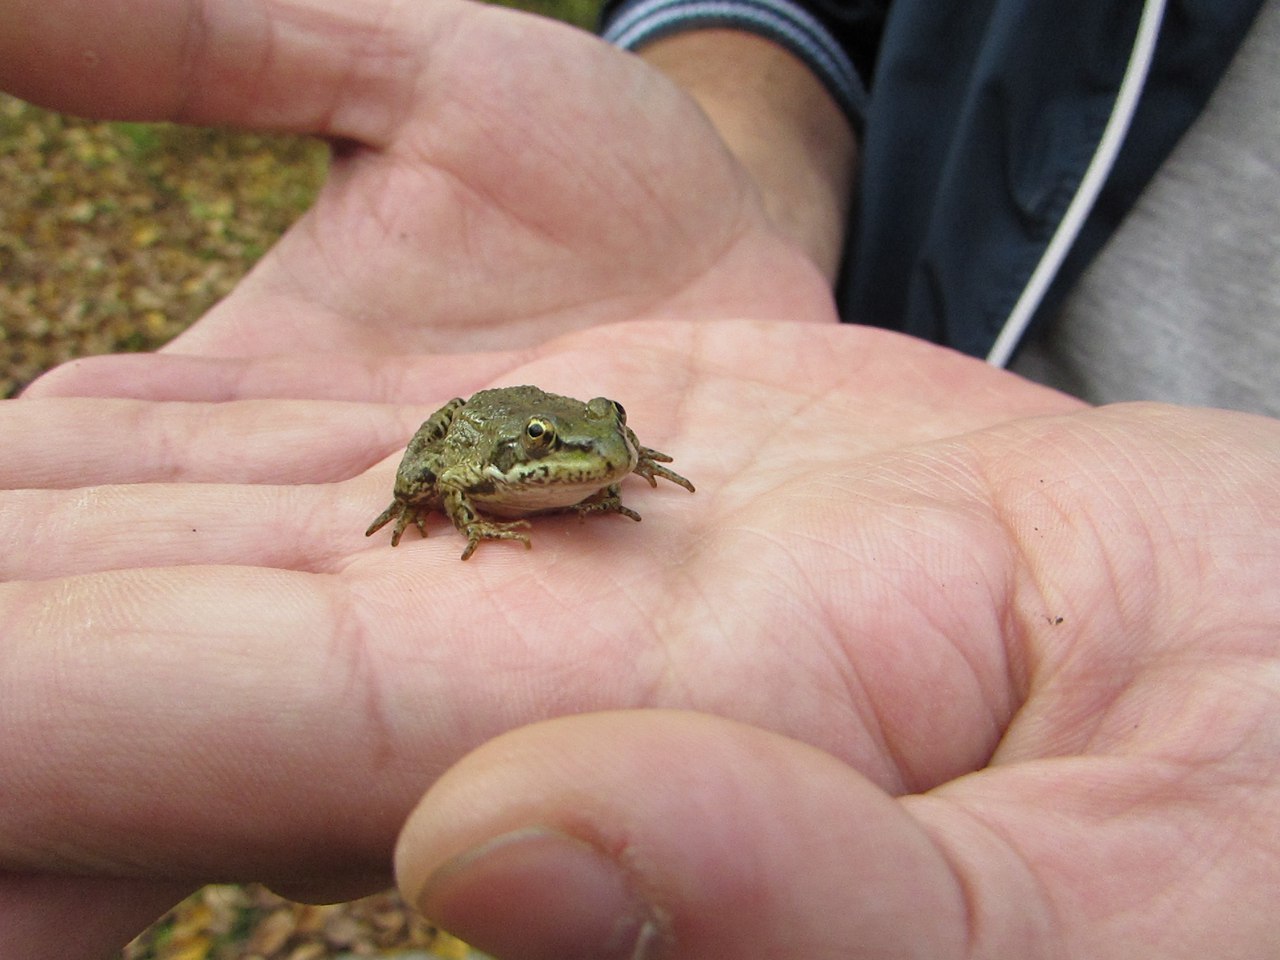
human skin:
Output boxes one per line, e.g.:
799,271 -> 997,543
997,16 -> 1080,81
0,0 -> 843,360
5,324 -> 1280,959
3,0 -> 1279,958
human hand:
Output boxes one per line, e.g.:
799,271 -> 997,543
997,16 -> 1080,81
1,0 -> 837,359
4,320 -> 1278,958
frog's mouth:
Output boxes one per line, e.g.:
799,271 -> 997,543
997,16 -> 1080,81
476,454 -> 633,514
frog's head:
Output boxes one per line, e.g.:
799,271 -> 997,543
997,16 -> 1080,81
478,395 -> 640,511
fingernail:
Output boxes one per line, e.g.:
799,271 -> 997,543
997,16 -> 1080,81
416,826 -> 666,960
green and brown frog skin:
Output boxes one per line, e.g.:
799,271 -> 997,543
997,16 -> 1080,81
366,385 -> 695,560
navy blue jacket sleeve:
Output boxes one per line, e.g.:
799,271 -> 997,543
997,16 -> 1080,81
599,0 -> 886,124
599,0 -> 1265,360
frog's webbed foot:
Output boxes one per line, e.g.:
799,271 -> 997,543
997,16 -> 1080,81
459,519 -> 533,561
569,484 -> 642,523
633,446 -> 696,493
442,488 -> 532,560
365,500 -> 431,546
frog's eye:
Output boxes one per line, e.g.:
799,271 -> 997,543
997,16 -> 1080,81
524,417 -> 556,449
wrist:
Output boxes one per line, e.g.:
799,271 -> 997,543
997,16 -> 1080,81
636,30 -> 857,282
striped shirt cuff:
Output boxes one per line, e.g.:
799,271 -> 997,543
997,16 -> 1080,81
600,0 -> 867,123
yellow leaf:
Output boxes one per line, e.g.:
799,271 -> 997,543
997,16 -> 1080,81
168,901 -> 214,940
143,310 -> 168,334
432,931 -> 479,959
162,933 -> 214,960
132,223 -> 161,247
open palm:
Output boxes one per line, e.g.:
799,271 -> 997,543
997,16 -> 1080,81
2,0 -> 835,357
5,320 -> 1279,958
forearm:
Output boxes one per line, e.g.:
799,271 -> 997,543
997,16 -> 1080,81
637,30 -> 857,282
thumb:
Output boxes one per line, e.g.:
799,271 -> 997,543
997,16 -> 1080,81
394,710 -> 971,960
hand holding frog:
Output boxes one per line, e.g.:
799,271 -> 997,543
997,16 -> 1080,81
5,1 -> 1278,957
3,321 -> 1278,959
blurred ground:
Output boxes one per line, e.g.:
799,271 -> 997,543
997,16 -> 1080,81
121,886 -> 477,960
0,94 -> 327,396
1,2 -> 594,957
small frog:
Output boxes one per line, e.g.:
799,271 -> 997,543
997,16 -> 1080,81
366,385 -> 695,560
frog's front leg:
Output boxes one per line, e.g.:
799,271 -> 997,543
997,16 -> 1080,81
442,487 -> 532,561
631,440 -> 696,493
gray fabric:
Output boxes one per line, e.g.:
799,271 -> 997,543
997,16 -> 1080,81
1011,0 -> 1280,417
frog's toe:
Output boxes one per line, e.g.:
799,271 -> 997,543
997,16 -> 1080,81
569,490 -> 642,523
365,502 -> 398,538
460,520 -> 533,560
639,460 -> 696,493
586,500 -> 642,522
385,506 -> 430,547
